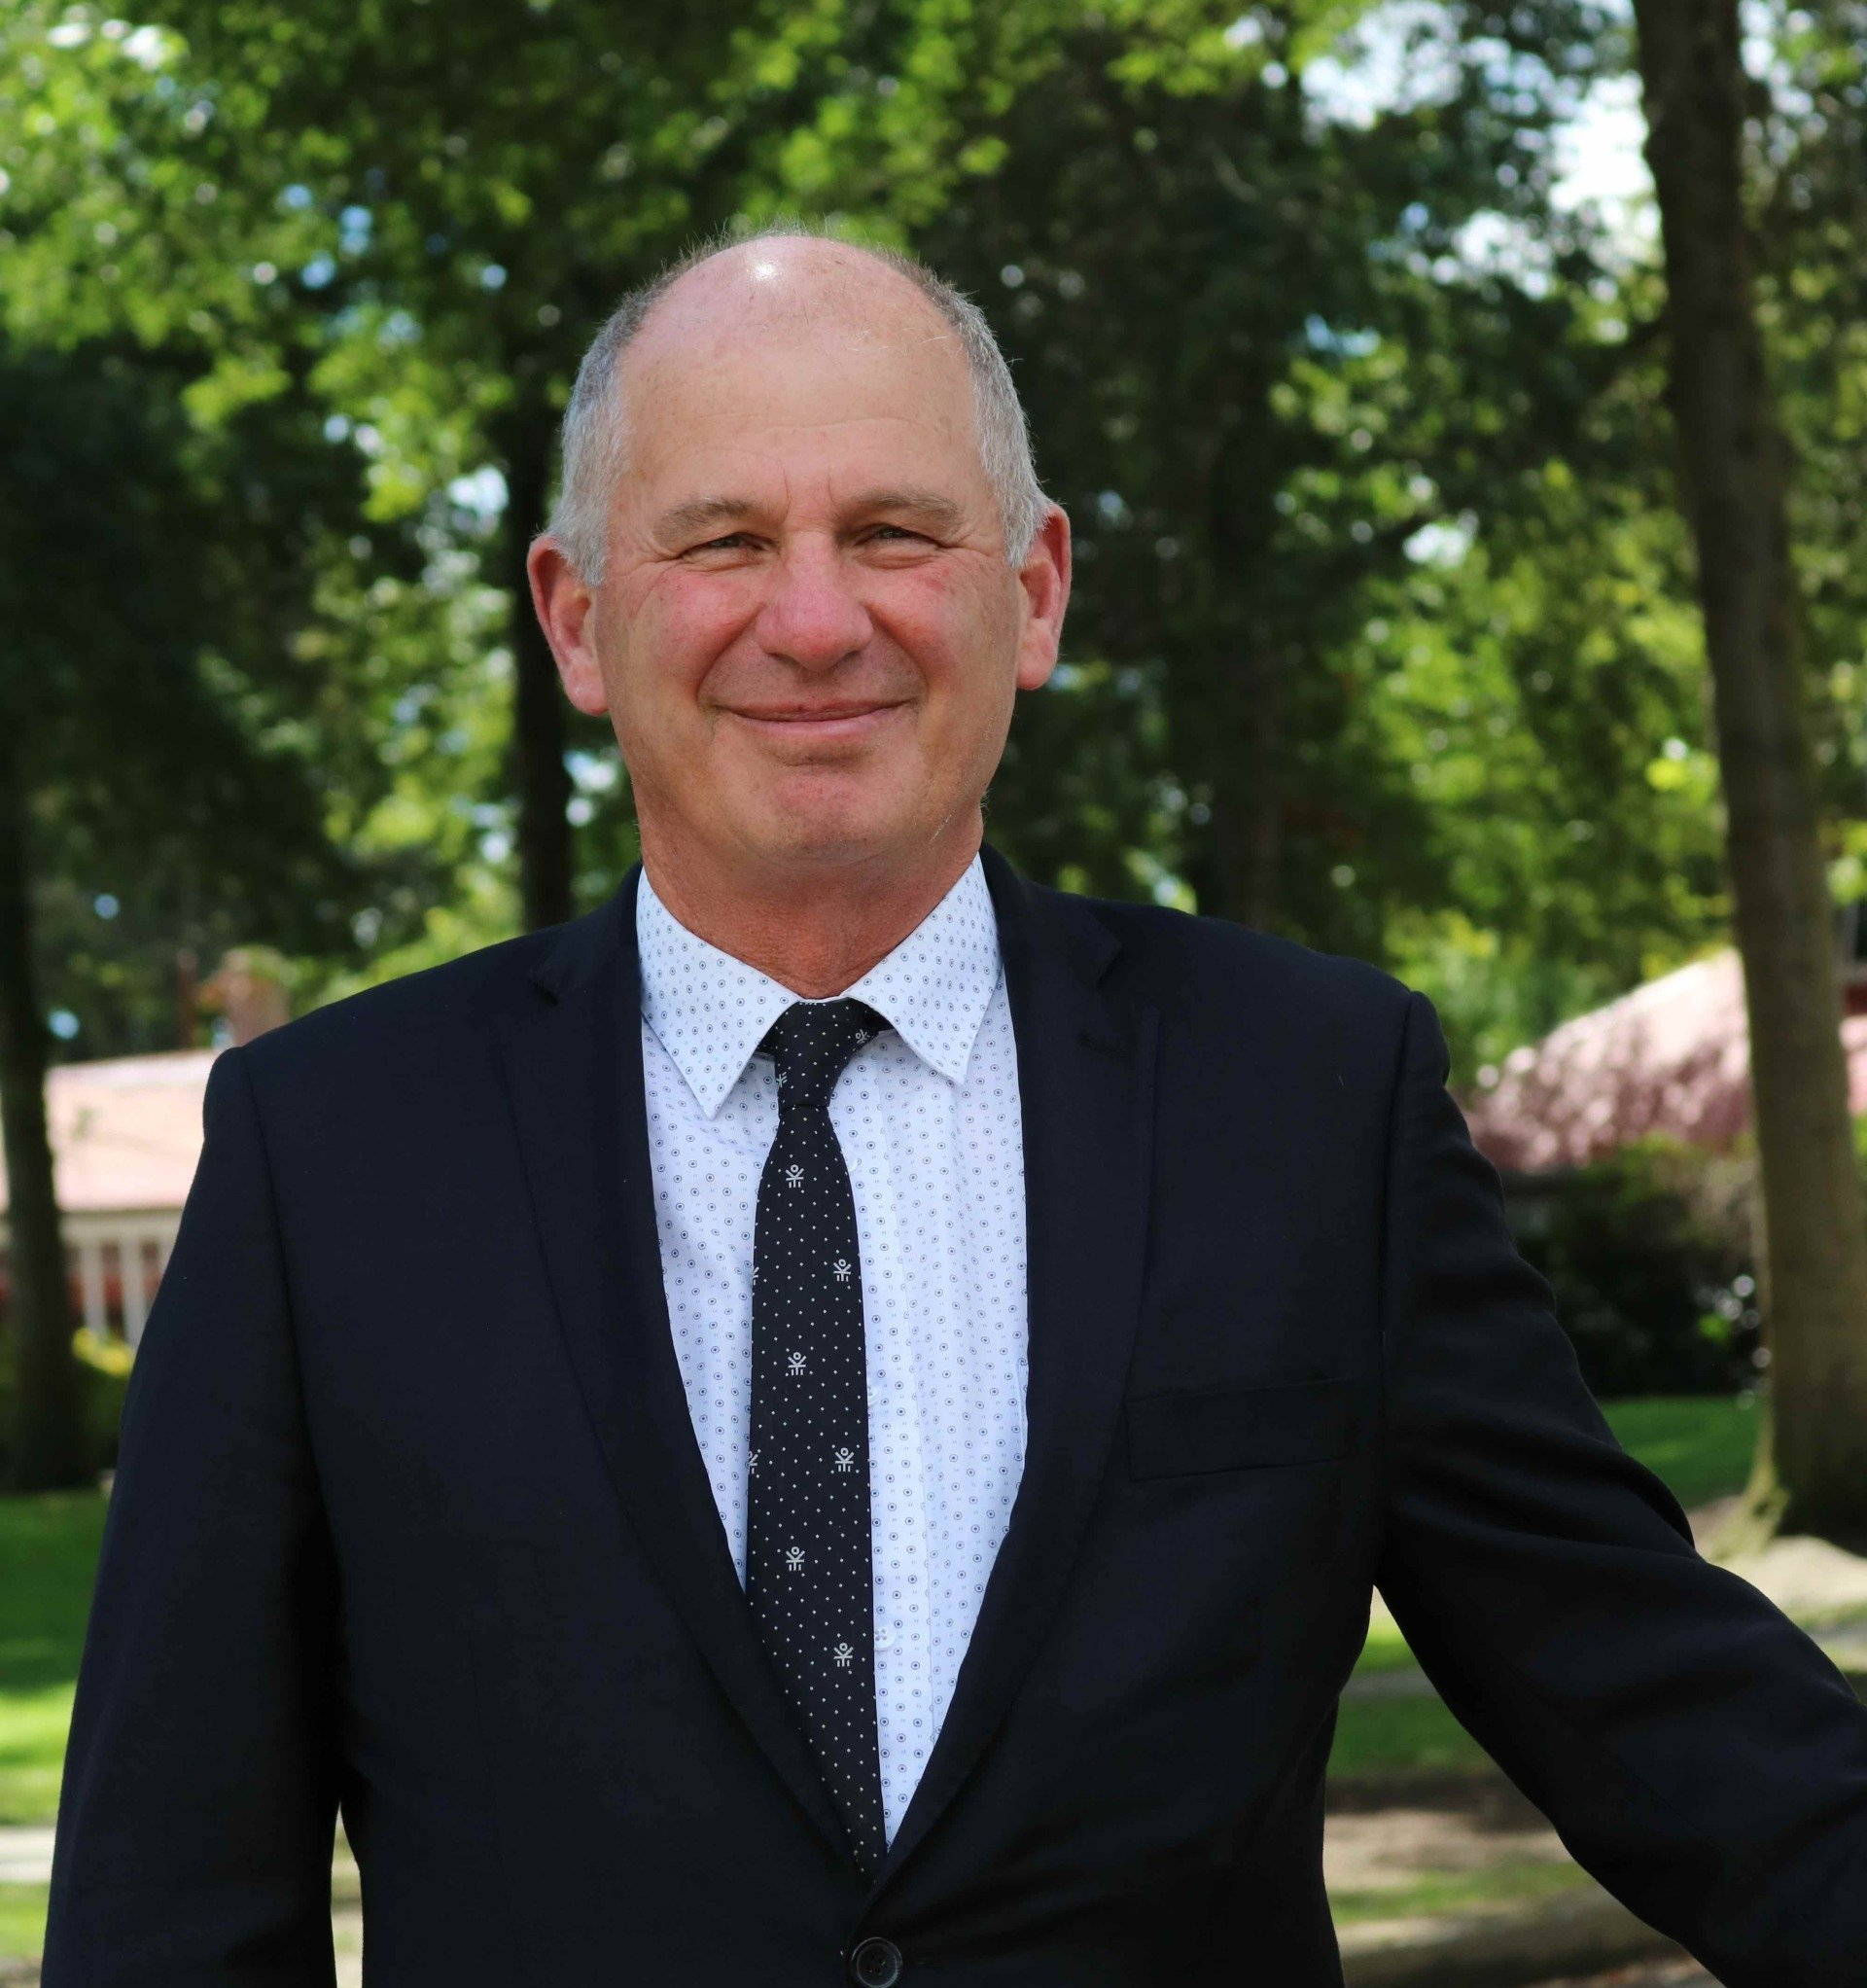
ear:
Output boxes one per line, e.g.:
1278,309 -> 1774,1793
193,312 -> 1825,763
1013,503 -> 1072,693
526,537 -> 611,718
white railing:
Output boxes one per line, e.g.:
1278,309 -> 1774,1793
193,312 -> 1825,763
0,1208 -> 180,1350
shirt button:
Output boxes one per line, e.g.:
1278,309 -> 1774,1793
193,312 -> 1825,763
875,1627 -> 896,1650
848,1936 -> 902,1987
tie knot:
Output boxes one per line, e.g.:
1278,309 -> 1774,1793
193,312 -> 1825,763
761,999 -> 888,1113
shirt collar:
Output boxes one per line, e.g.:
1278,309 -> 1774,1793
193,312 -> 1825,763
635,854 -> 1002,1119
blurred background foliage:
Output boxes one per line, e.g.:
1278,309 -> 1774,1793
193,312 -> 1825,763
1,0 -> 1861,1082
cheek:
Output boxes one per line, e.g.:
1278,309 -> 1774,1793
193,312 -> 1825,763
879,567 -> 1015,695
618,571 -> 756,704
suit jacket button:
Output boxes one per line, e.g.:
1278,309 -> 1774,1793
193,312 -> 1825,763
849,1935 -> 902,1986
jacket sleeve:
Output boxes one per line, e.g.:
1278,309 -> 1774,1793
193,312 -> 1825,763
1372,987 -> 1867,1987
43,1044 -> 341,1986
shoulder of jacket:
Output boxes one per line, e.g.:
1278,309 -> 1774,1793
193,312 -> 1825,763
235,919 -> 569,1086
1038,882 -> 1417,1023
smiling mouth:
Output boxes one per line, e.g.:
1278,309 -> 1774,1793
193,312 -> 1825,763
724,702 -> 908,739
731,700 -> 904,721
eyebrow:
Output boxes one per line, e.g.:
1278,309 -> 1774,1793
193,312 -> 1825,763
652,495 -> 761,543
651,487 -> 966,544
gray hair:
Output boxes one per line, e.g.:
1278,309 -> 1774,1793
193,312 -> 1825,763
544,219 -> 1049,584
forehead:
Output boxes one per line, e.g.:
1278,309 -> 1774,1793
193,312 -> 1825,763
617,248 -> 980,497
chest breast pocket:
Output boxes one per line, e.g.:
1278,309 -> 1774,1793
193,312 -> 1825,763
1124,1373 -> 1359,1478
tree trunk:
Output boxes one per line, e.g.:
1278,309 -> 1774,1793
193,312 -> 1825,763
500,412 -> 574,932
1633,0 -> 1867,1543
0,755 -> 86,1490
1207,645 -> 1285,929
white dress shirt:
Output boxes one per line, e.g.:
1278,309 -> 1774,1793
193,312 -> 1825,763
635,854 -> 1029,1846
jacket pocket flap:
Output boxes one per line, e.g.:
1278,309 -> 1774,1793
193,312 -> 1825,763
1125,1375 -> 1356,1478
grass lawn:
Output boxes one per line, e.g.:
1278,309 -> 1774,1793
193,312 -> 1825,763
0,1885 -> 51,1955
1348,1617 -> 1417,1677
0,1689 -> 75,1830
1598,1394 -> 1759,1512
1329,1856 -> 1594,1928
1328,1691 -> 1492,1781
0,1491 -> 107,1831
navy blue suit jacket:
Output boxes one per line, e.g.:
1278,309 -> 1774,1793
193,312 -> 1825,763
43,845 -> 1867,1984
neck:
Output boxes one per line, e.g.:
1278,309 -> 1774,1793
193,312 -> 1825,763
640,819 -> 984,998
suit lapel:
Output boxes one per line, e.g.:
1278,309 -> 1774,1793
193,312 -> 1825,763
493,868 -> 852,1861
865,843 -> 1159,1897
493,849 -> 1159,1888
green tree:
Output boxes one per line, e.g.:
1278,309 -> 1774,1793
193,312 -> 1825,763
0,343 -> 362,1488
1631,0 -> 1867,1542
910,4 -> 1645,951
0,7 -> 377,1486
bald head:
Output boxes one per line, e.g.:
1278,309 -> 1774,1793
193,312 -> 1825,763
643,233 -> 948,345
626,238 -> 975,451
545,222 -> 1047,585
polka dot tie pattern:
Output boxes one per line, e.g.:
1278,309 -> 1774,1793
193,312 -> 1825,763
746,996 -> 891,1875
636,853 -> 1030,1852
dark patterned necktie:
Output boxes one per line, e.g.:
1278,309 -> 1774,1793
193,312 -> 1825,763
745,997 -> 891,1874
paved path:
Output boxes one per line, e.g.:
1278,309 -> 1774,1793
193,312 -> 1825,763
0,1832 -> 53,1886
1532,1965 -> 1713,1986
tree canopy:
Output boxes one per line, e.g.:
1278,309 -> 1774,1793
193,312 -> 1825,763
1,0 -> 1861,1077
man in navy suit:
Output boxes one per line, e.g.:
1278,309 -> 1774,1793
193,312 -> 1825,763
44,222 -> 1867,1985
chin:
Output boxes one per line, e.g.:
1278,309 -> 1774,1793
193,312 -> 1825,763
743,771 -> 922,869
735,799 -> 921,874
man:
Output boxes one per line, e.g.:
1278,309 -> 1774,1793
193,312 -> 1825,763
44,223 -> 1867,1986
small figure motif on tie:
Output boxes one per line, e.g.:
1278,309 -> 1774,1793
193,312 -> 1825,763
746,996 -> 894,1877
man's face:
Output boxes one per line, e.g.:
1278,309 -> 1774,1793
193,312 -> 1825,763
530,248 -> 1070,887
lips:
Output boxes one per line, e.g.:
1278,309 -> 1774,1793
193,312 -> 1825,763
728,701 -> 903,724
722,700 -> 909,745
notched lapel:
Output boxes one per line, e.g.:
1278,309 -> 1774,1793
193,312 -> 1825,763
869,847 -> 1160,1896
493,870 -> 853,1864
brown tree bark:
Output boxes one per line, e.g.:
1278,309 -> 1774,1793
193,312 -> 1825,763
1633,0 -> 1867,1543
499,409 -> 574,933
1208,646 -> 1285,930
0,751 -> 86,1490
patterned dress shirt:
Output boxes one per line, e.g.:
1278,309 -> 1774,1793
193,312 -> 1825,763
635,854 -> 1029,1847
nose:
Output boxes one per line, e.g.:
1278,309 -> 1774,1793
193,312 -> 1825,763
754,534 -> 873,671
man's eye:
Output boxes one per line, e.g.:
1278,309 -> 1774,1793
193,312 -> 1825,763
869,525 -> 927,544
687,533 -> 752,554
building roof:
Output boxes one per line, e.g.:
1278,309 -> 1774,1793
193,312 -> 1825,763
1462,947 -> 1867,1173
0,1048 -> 220,1218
